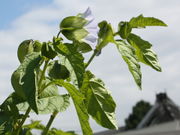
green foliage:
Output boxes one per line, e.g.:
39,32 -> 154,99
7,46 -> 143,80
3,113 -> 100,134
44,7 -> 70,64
60,16 -> 88,41
129,14 -> 167,28
96,21 -> 114,50
0,8 -> 166,135
81,71 -> 118,129
41,42 -> 57,59
118,22 -> 132,39
47,128 -> 78,135
75,41 -> 92,53
55,80 -> 93,135
127,33 -> 161,71
125,100 -> 152,130
47,60 -> 70,80
54,42 -> 85,88
11,52 -> 42,113
116,40 -> 141,89
17,94 -> 70,114
17,40 -> 42,63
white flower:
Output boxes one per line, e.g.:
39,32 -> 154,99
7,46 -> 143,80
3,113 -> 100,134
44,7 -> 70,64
79,7 -> 99,48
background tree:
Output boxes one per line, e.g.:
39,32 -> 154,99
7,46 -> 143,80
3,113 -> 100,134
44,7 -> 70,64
125,100 -> 152,130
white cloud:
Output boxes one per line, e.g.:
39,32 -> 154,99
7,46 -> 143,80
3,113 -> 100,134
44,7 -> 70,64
0,0 -> 180,133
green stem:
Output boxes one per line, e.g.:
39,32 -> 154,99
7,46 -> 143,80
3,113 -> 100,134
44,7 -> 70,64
42,111 -> 58,135
15,107 -> 31,135
113,32 -> 119,36
38,59 -> 50,89
18,107 -> 31,128
39,81 -> 55,96
85,49 -> 99,69
56,30 -> 61,38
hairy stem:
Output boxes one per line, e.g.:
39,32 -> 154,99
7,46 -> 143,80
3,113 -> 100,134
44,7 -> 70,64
42,111 -> 58,135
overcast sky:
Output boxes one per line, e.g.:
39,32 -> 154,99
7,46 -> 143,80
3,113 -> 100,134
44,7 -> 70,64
0,0 -> 180,133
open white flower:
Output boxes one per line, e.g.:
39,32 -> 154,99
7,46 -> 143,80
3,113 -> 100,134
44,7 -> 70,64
79,7 -> 99,48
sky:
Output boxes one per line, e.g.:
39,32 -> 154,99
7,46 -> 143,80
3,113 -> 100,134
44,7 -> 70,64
0,0 -> 180,134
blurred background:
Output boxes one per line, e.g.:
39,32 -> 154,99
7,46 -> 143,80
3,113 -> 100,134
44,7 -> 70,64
0,0 -> 180,134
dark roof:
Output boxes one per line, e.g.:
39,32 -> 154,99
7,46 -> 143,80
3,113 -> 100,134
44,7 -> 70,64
137,93 -> 180,129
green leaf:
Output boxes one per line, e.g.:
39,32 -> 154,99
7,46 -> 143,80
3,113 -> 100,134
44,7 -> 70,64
0,124 -> 4,134
118,22 -> 132,39
17,79 -> 70,114
23,120 -> 45,130
62,29 -> 88,41
37,94 -> 70,114
127,33 -> 161,71
116,40 -> 142,89
54,43 -> 85,88
0,93 -> 24,117
41,42 -> 57,59
39,78 -> 59,98
11,52 -> 42,113
55,80 -> 93,135
60,16 -> 88,41
17,95 -> 70,114
17,40 -> 42,63
75,41 -> 92,53
47,60 -> 70,80
129,14 -> 167,28
81,71 -> 118,129
18,40 -> 34,63
0,111 -> 14,134
60,16 -> 87,29
33,40 -> 42,52
48,128 -> 79,135
96,21 -> 114,50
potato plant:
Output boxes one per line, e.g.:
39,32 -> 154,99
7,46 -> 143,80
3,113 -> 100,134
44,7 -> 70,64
0,8 -> 167,135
